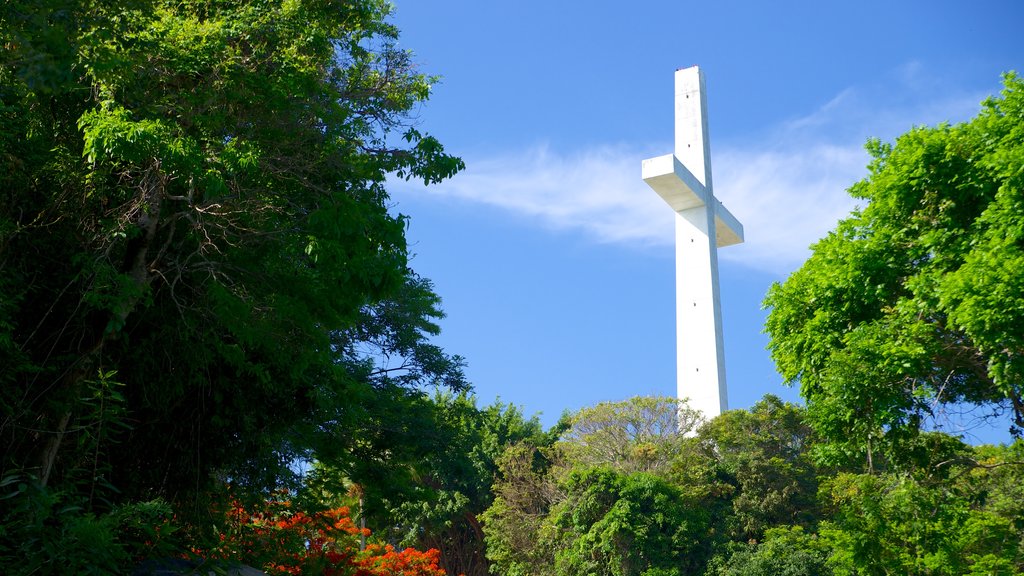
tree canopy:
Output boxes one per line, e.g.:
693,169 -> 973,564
483,396 -> 1024,576
764,73 -> 1024,464
1,0 -> 463,507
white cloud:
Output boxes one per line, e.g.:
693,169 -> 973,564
393,141 -> 868,275
398,144 -> 671,245
713,143 -> 865,274
391,76 -> 990,276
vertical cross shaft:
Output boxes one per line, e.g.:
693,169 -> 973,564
641,66 -> 743,421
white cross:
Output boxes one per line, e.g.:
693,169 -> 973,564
642,66 -> 744,421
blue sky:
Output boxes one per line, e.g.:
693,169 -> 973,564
384,1 -> 1023,442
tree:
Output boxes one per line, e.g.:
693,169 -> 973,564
698,396 -> 823,541
707,526 -> 832,576
190,494 -> 449,576
374,395 -> 545,576
820,468 -> 1024,575
483,397 -> 724,576
764,73 -> 1024,462
0,0 -> 463,510
550,467 -> 713,576
482,440 -> 563,576
559,396 -> 701,476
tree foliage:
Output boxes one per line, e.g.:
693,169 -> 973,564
707,526 -> 831,576
483,394 -> 1024,575
551,467 -> 713,576
190,493 -> 449,576
698,395 -> 823,541
374,394 -> 545,576
764,73 -> 1024,462
820,464 -> 1024,576
481,440 -> 562,576
484,397 -> 766,576
560,396 -> 701,476
1,0 -> 463,513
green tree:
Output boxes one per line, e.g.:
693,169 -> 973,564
378,394 -> 545,576
820,467 -> 1024,576
483,397 -> 724,576
559,396 -> 701,476
550,467 -> 713,576
808,437 -> 1024,576
968,441 -> 1024,529
707,526 -> 832,576
1,0 -> 462,511
699,396 -> 823,541
481,440 -> 562,576
764,73 -> 1024,462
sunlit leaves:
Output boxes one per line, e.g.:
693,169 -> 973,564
764,74 -> 1024,460
1,0 -> 465,513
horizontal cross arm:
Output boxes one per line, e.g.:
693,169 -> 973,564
642,153 -> 744,248
714,201 -> 743,247
642,154 -> 707,211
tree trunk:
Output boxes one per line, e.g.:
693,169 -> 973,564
37,160 -> 166,487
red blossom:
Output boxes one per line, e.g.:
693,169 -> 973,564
190,493 -> 446,576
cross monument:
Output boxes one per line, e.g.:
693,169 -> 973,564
642,66 -> 743,420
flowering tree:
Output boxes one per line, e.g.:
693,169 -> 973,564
195,495 -> 448,576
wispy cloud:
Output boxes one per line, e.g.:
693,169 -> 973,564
397,144 -> 671,245
713,143 -> 866,273
392,73 -> 990,276
393,141 -> 866,275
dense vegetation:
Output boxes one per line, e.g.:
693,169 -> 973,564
2,0 -> 1023,573
483,396 -> 1024,576
0,0 -> 476,572
765,72 -> 1024,465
